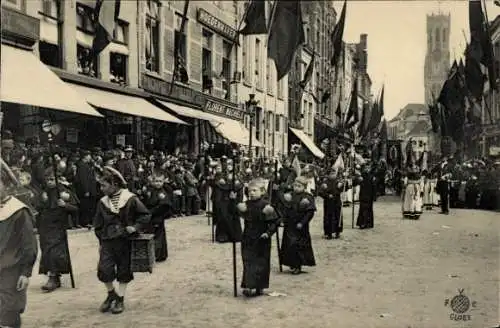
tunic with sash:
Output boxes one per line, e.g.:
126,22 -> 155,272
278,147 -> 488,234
402,172 -> 423,218
0,197 -> 38,327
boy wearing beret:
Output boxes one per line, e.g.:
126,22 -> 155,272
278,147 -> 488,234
279,176 -> 317,274
93,167 -> 151,314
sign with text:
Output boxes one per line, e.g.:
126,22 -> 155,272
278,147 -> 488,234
197,9 -> 237,41
204,99 -> 244,121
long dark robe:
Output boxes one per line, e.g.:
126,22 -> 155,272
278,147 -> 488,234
0,197 -> 38,327
211,178 -> 243,243
75,160 -> 98,226
318,177 -> 343,236
239,198 -> 278,290
280,192 -> 316,268
143,187 -> 172,262
36,186 -> 78,275
356,172 -> 376,229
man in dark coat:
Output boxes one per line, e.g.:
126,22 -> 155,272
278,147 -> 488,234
356,165 -> 376,229
318,169 -> 344,239
75,150 -> 98,228
116,146 -> 137,192
436,172 -> 450,214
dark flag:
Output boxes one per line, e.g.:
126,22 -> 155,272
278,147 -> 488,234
268,1 -> 305,81
469,0 -> 497,90
438,69 -> 465,143
405,138 -> 416,168
299,52 -> 315,89
335,101 -> 342,122
465,44 -> 486,101
239,0 -> 268,35
357,101 -> 370,138
330,0 -> 346,67
428,93 -> 441,134
345,79 -> 359,129
92,0 -> 121,55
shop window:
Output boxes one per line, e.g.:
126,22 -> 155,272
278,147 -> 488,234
38,0 -> 62,68
77,44 -> 98,78
39,41 -> 61,68
110,52 -> 128,85
113,20 -> 128,45
146,1 -> 160,73
222,40 -> 232,100
202,29 -> 213,93
76,4 -> 95,34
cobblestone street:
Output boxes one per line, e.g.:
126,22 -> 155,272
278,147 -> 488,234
24,197 -> 499,328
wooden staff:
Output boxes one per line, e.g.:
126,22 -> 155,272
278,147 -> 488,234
46,130 -> 76,289
271,158 -> 283,272
231,149 -> 238,297
351,150 -> 355,229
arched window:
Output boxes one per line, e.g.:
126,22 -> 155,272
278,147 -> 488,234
435,28 -> 440,43
442,29 -> 447,44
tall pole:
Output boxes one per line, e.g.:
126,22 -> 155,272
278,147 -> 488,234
247,94 -> 257,160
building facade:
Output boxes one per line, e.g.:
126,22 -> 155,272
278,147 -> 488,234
481,14 -> 500,156
289,1 -> 337,158
2,0 -> 288,156
424,13 -> 450,104
236,1 -> 289,158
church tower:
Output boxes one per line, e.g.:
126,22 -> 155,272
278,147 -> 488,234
424,13 -> 451,105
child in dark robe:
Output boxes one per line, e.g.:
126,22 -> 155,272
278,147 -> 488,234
0,191 -> 38,328
279,176 -> 317,274
36,167 -> 79,292
93,166 -> 151,314
319,169 -> 344,239
356,165 -> 376,229
143,169 -> 172,262
236,179 -> 278,297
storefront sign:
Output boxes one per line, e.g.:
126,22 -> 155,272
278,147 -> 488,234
141,74 -> 204,106
1,7 -> 40,47
204,99 -> 244,121
197,9 -> 237,41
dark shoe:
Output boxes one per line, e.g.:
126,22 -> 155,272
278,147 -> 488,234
255,289 -> 263,296
111,296 -> 124,314
291,267 -> 302,275
100,290 -> 118,313
334,233 -> 340,239
41,276 -> 60,292
242,289 -> 252,297
323,235 -> 333,240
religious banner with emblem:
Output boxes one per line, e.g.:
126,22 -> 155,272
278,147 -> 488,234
386,140 -> 402,169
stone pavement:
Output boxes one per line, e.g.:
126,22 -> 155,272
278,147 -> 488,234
23,197 -> 500,328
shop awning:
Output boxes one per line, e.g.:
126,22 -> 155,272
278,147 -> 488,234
156,100 -> 225,123
289,127 -> 325,159
70,84 -> 188,125
210,120 -> 264,148
0,45 -> 102,117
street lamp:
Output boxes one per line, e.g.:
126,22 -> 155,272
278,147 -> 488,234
246,94 -> 259,159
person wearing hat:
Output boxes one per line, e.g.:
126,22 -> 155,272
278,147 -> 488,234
75,150 -> 98,229
279,175 -> 317,275
115,146 -> 138,193
318,169 -> 344,239
183,162 -> 200,215
436,171 -> 451,214
36,167 -> 79,293
0,179 -> 38,328
93,166 -> 151,314
235,178 -> 279,297
142,167 -> 172,262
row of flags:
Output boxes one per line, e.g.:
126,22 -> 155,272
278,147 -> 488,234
429,0 -> 497,146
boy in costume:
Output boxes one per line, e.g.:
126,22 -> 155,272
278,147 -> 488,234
93,166 -> 151,314
0,182 -> 38,328
279,176 -> 316,274
143,168 -> 172,262
236,178 -> 278,297
319,169 -> 344,239
36,167 -> 78,292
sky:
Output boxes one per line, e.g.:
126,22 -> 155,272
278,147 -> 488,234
335,0 -> 500,119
